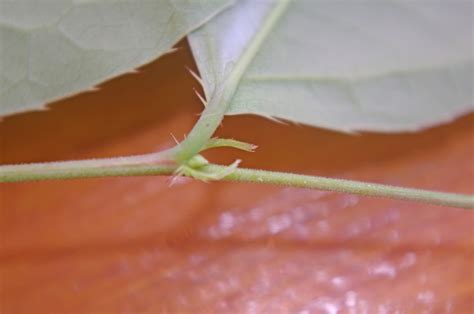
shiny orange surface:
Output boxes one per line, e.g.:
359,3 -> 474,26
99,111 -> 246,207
1,41 -> 473,313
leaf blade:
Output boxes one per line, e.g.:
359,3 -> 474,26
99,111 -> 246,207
0,0 -> 233,116
188,0 -> 474,132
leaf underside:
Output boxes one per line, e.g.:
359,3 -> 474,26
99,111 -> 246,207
188,0 -> 474,132
0,0 -> 233,116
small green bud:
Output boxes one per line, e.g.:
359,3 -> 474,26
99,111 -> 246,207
186,155 -> 209,169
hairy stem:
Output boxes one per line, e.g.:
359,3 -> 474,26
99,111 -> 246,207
0,148 -> 175,182
174,0 -> 291,162
1,160 -> 472,209
209,165 -> 474,209
0,163 -> 175,182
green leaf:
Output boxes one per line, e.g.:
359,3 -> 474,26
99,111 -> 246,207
0,0 -> 233,116
188,0 -> 473,132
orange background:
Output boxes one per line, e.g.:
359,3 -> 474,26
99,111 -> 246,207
1,41 -> 473,313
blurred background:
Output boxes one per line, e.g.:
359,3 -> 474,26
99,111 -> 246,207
1,40 -> 473,313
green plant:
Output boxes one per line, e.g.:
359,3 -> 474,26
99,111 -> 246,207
1,0 -> 473,209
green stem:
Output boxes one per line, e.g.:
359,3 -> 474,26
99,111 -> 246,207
174,0 -> 291,162
208,165 -> 474,209
0,148 -> 175,182
0,163 -> 175,182
1,160 -> 472,209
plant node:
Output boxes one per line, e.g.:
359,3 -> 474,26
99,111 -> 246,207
172,154 -> 241,183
